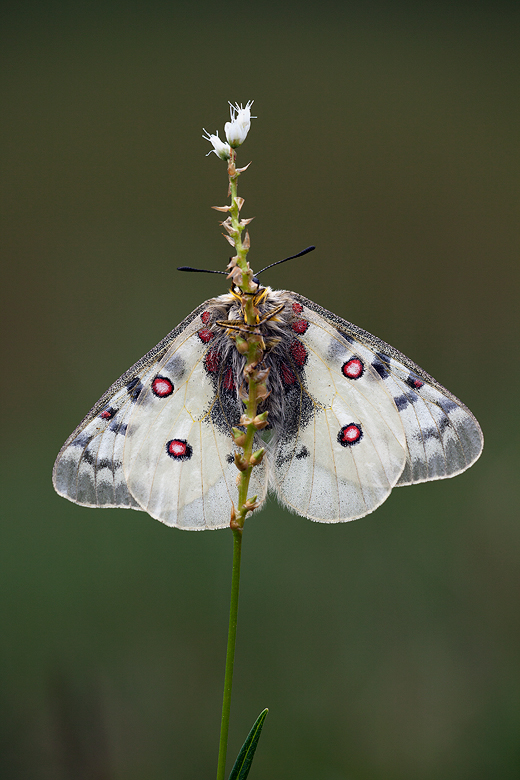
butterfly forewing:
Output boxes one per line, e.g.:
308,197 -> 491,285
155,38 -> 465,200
53,299 -> 269,529
292,293 -> 483,489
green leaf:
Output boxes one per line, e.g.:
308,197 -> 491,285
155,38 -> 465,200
228,708 -> 269,780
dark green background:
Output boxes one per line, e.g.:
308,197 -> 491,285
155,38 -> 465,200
1,2 -> 519,778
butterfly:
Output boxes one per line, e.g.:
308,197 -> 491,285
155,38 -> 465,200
53,281 -> 483,530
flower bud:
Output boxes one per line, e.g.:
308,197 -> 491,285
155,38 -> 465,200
252,412 -> 269,430
250,448 -> 265,466
231,427 -> 247,447
234,452 -> 248,472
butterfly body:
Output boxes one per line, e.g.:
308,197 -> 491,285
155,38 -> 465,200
53,287 -> 483,529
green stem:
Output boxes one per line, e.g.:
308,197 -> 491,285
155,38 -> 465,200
216,526 -> 243,780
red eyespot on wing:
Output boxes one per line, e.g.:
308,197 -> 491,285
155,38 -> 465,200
406,375 -> 424,390
222,368 -> 235,391
166,439 -> 193,460
100,407 -> 116,420
342,358 -> 364,380
201,310 -> 211,324
291,319 -> 309,334
204,349 -> 220,373
197,329 -> 214,344
152,375 -> 174,397
281,362 -> 297,385
292,302 -> 303,314
290,339 -> 307,366
338,423 -> 363,447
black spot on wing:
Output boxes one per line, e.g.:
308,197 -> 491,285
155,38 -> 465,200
418,417 -> 451,440
438,416 -> 451,433
406,374 -> 424,390
163,354 -> 187,379
97,457 -> 121,470
372,351 -> 391,379
71,433 -> 93,448
126,376 -> 143,401
337,329 -> 354,344
83,448 -> 95,465
295,446 -> 310,460
438,399 -> 459,414
394,394 -> 409,411
109,421 -> 128,435
394,391 -> 418,411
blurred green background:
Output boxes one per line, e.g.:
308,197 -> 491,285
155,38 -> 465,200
1,2 -> 519,778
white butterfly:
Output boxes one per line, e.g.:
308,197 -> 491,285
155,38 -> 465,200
53,286 -> 483,529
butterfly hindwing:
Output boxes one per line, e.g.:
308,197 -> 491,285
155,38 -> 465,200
122,318 -> 268,529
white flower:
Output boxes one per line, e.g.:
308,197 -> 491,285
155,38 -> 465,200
202,129 -> 231,160
224,101 -> 255,148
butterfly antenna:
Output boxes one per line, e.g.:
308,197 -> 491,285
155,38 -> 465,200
177,266 -> 228,275
255,245 -> 315,276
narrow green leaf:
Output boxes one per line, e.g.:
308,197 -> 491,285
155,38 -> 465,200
228,708 -> 269,780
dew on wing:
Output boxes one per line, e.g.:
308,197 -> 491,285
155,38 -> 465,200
197,329 -> 214,344
166,438 -> 193,461
151,375 -> 174,398
337,423 -> 363,447
342,357 -> 364,380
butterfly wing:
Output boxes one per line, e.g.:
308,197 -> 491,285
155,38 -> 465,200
270,303 -> 408,522
53,300 -> 268,529
269,293 -> 483,522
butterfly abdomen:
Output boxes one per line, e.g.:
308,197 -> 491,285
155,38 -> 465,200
200,290 -> 314,443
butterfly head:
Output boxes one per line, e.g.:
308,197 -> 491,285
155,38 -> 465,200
229,277 -> 266,302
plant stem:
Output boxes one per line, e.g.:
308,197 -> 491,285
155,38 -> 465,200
216,144 -> 264,779
216,526 -> 243,780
